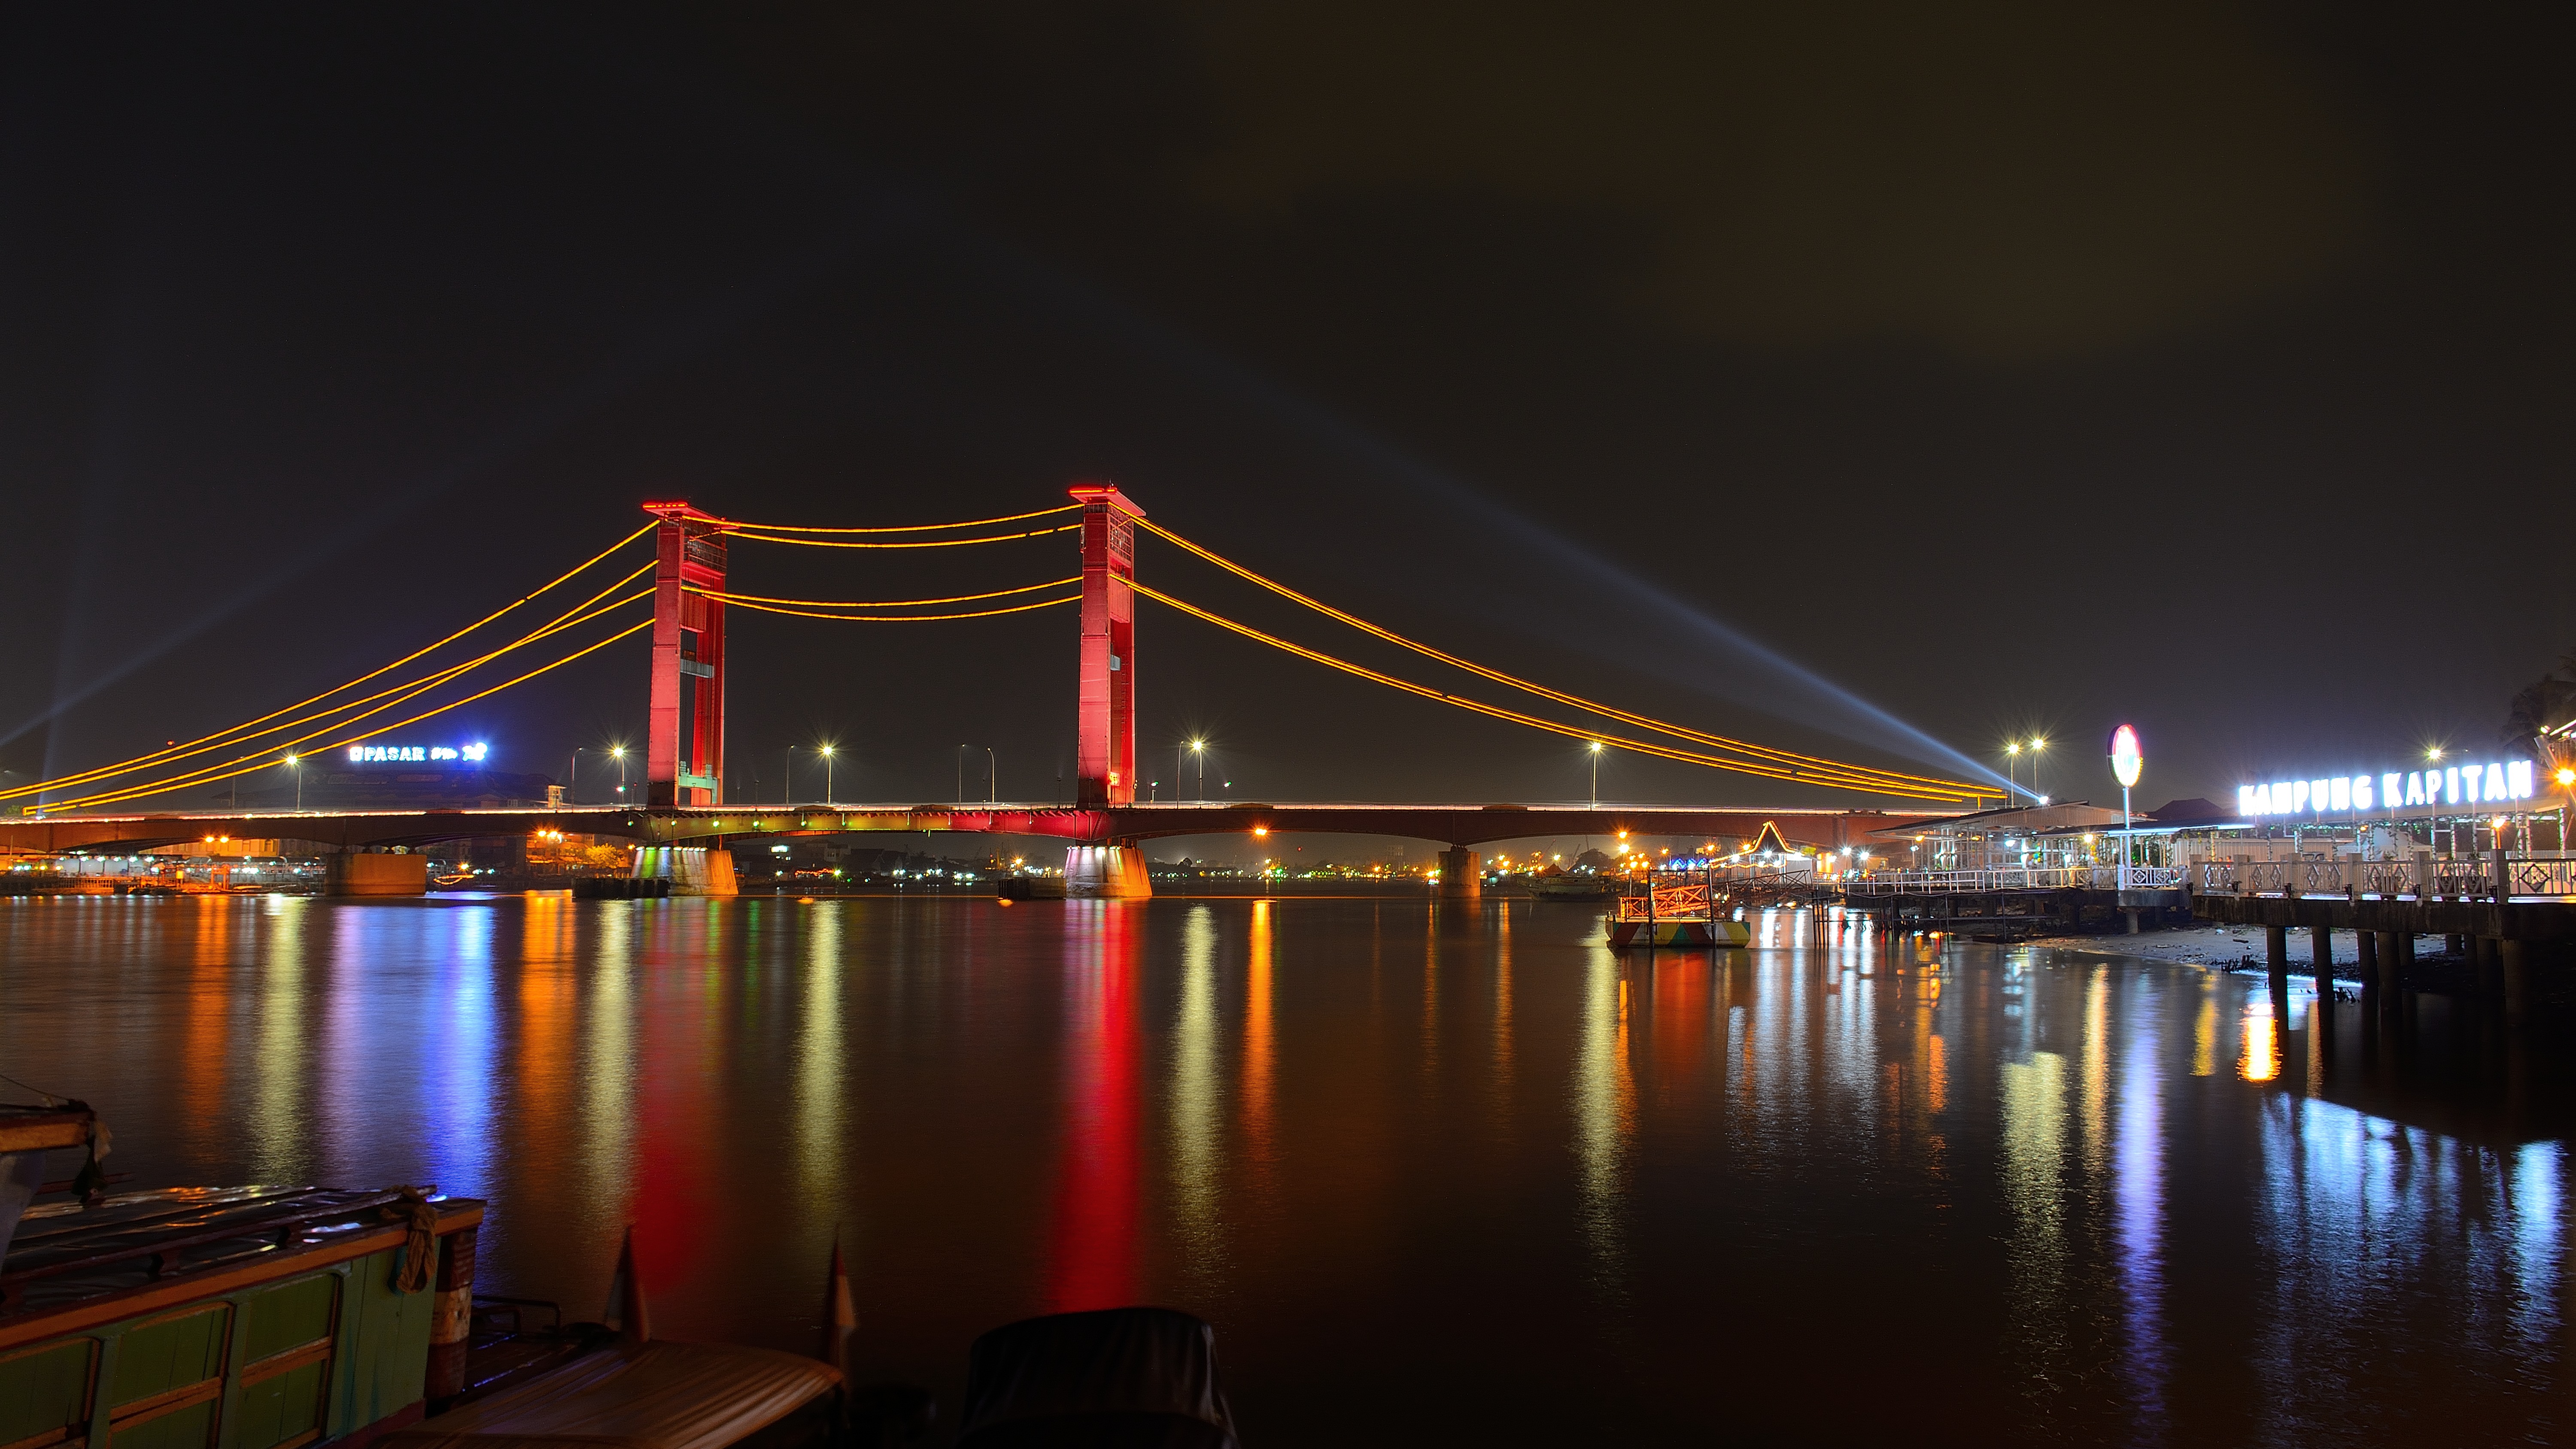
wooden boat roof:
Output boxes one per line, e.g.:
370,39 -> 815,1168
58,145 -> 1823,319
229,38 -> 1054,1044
2,1185 -> 482,1326
384,1341 -> 841,1449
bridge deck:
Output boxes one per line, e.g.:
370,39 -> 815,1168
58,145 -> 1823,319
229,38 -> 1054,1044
3,802 -> 1955,854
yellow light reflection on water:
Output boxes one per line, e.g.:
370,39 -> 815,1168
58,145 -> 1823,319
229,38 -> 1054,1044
2240,1002 -> 2280,1083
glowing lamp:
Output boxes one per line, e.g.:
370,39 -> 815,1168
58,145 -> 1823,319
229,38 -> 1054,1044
2108,725 -> 2143,789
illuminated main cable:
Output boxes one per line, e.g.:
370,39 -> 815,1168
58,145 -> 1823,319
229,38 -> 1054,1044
1,524 -> 657,802
47,617 -> 657,813
696,577 -> 1078,608
719,504 -> 1080,534
721,523 -> 1081,549
49,593 -> 653,811
1135,518 -> 1974,796
1133,583 -> 1983,802
689,592 -> 1079,623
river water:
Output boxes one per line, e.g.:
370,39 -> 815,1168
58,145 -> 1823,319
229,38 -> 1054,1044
3,893 -> 2567,1445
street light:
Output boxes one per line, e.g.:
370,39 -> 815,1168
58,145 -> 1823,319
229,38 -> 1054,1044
284,754 -> 301,811
786,745 -> 800,806
1589,741 -> 1604,809
2029,737 -> 2047,802
986,746 -> 996,805
609,745 -> 627,799
2005,740 -> 2020,804
820,744 -> 836,805
1191,739 -> 1206,801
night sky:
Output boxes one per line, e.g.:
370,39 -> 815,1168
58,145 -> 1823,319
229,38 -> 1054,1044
5,3 -> 2567,822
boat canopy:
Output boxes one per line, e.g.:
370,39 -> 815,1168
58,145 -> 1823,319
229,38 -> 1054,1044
383,1341 -> 841,1449
960,1306 -> 1237,1448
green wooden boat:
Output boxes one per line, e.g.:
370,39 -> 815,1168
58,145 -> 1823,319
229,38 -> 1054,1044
3,1105 -> 484,1449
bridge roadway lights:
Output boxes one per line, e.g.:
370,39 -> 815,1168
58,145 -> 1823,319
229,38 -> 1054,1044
1438,848 -> 1481,902
632,845 -> 739,897
326,853 -> 428,897
1065,844 -> 1151,899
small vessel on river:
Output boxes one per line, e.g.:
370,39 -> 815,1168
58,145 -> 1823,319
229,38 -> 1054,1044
4,1102 -> 1239,1449
1606,869 -> 1753,950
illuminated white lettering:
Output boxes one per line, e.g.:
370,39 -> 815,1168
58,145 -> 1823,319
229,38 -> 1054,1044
2311,779 -> 2330,811
2330,777 -> 2351,810
2354,775 -> 2374,810
2239,785 -> 2258,817
2406,772 -> 2424,805
2509,759 -> 2533,798
2445,767 -> 2461,804
2485,763 -> 2506,800
2383,773 -> 2400,810
2287,780 -> 2306,812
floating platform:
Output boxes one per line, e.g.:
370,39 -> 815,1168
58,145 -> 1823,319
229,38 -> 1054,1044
1609,918 -> 1752,949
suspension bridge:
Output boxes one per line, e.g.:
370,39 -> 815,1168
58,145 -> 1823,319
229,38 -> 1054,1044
0,485 -> 1982,896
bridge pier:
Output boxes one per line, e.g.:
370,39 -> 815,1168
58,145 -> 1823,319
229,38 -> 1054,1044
2502,939 -> 2530,1020
326,852 -> 427,897
2310,927 -> 2334,993
1065,844 -> 1151,899
2264,925 -> 2288,992
1439,848 -> 1481,902
632,845 -> 738,896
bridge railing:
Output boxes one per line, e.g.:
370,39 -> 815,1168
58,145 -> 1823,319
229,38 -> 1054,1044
2193,852 -> 2576,902
1842,865 -> 2177,894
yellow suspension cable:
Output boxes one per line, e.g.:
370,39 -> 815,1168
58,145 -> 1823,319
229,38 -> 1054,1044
720,523 -> 1081,549
2,525 -> 657,802
688,590 -> 1079,623
696,577 -> 1079,608
43,594 -> 654,812
47,611 -> 655,813
7,560 -> 656,804
719,504 -> 1081,534
1133,583 -> 1982,802
1136,517 -> 1974,796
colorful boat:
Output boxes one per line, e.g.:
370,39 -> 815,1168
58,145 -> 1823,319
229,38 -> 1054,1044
1605,876 -> 1752,949
2,1105 -> 486,1449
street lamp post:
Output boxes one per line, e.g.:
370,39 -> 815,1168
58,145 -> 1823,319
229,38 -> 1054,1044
285,754 -> 301,811
2109,726 -> 2144,889
1191,740 -> 1205,801
786,745 -> 799,807
611,745 -> 627,801
820,744 -> 836,805
2029,737 -> 2047,803
985,747 -> 996,805
2005,740 -> 2020,804
1589,741 -> 1603,810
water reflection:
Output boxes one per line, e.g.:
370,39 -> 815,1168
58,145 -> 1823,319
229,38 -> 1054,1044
1170,905 -> 1223,1285
1,897 -> 2568,1445
1050,902 -> 1141,1311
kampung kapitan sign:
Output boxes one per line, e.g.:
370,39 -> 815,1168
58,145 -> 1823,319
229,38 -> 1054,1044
2238,760 -> 2535,819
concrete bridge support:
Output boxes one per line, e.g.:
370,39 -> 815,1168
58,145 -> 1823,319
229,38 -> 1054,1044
2310,927 -> 2334,994
632,845 -> 738,896
2356,930 -> 2379,992
1065,844 -> 1151,899
2265,925 -> 2288,994
2501,939 -> 2531,1020
1439,848 -> 1481,902
326,853 -> 427,897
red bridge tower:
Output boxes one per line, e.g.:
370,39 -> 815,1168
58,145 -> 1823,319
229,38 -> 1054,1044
1072,483 -> 1141,808
643,501 -> 728,808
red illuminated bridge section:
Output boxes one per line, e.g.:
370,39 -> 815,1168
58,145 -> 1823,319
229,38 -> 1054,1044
0,802 -> 1950,855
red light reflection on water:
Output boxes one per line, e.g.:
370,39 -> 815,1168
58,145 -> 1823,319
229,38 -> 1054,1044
1048,901 -> 1142,1311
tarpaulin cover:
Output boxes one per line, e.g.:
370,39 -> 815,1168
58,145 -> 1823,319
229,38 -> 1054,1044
960,1307 -> 1238,1449
381,1341 -> 841,1449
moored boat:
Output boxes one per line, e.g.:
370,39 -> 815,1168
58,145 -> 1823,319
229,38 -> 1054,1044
3,1104 -> 487,1449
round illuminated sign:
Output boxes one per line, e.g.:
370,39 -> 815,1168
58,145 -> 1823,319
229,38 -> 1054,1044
2108,725 -> 2143,789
